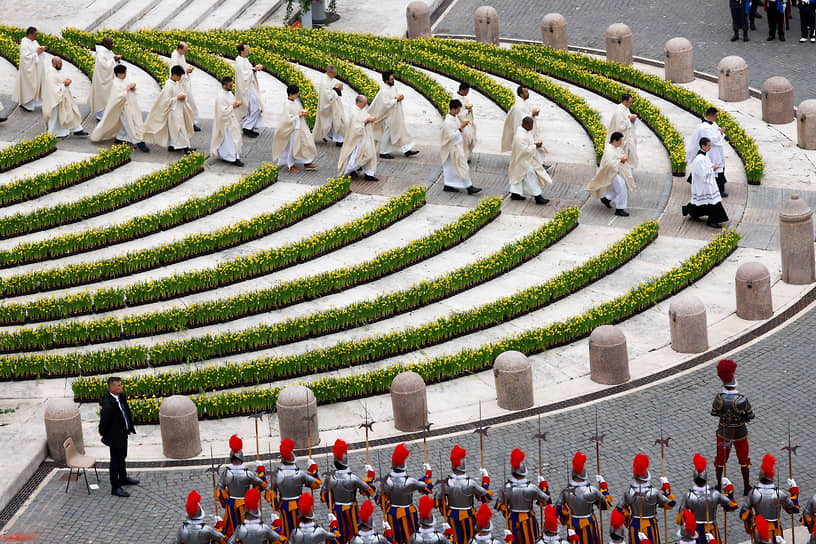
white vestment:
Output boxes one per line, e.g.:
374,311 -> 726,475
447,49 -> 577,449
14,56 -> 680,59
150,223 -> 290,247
90,76 -> 144,143
686,120 -> 726,170
369,82 -> 414,154
234,56 -> 263,130
313,73 -> 346,143
41,65 -> 83,137
338,105 -> 377,176
89,44 -> 117,117
170,50 -> 198,121
586,143 -> 636,210
272,98 -> 317,168
440,113 -> 472,189
210,88 -> 243,162
14,37 -> 43,109
143,78 -> 195,149
508,127 -> 552,196
501,97 -> 547,161
451,92 -> 477,160
690,153 -> 721,206
608,103 -> 639,168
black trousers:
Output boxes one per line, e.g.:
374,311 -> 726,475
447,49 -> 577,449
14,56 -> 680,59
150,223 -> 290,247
767,6 -> 786,37
716,171 -> 728,195
109,442 -> 128,490
801,3 -> 816,37
731,4 -> 749,31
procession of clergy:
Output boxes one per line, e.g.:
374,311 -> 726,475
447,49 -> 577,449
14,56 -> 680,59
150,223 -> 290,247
9,27 -> 728,223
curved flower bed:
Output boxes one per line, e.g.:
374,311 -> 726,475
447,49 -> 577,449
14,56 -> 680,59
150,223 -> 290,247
0,25 -> 95,77
62,28 -> 169,85
0,134 -> 58,173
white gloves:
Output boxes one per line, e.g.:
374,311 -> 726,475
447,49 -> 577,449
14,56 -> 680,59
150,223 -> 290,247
215,516 -> 223,522
660,477 -> 669,485
638,533 -> 649,542
775,537 -> 786,544
504,530 -> 513,537
308,458 -> 317,466
443,523 -> 452,531
365,464 -> 374,473
328,514 -> 337,523
721,477 -> 733,488
383,521 -> 392,531
480,468 -> 489,477
705,533 -> 716,543
537,476 -> 546,484
787,478 -> 797,488
423,463 -> 432,472
568,529 -> 577,538
596,475 -> 606,483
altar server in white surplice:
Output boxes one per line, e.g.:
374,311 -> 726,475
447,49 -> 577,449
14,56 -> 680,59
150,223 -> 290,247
210,76 -> 244,167
42,56 -> 87,138
338,95 -> 379,181
143,65 -> 195,153
369,70 -> 419,159
14,26 -> 45,111
508,116 -> 552,205
90,64 -> 149,152
314,65 -> 346,146
234,42 -> 263,137
272,84 -> 318,173
686,106 -> 728,198
586,131 -> 636,217
608,93 -> 639,169
89,37 -> 120,121
440,99 -> 482,195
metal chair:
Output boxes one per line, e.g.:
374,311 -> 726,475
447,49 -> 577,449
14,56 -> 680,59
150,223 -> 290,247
63,437 -> 99,494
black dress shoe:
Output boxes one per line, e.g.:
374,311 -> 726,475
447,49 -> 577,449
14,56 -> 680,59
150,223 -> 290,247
379,153 -> 394,159
73,130 -> 88,136
721,191 -> 728,198
681,205 -> 689,217
242,128 -> 259,138
443,185 -> 460,192
780,34 -> 785,41
184,147 -> 196,154
404,150 -> 420,157
112,487 -> 130,497
122,477 -> 140,485
467,186 -> 482,195
114,138 -> 125,144
233,159 -> 244,167
534,195 -> 549,205
707,221 -> 723,229
614,209 -> 630,217
364,174 -> 379,181
348,171 -> 358,178
509,193 -> 526,201
744,33 -> 750,41
730,33 -> 739,42
136,142 -> 150,153
335,142 -> 343,147
768,36 -> 775,41
193,125 -> 201,132
600,197 -> 612,208
0,117 -> 6,123
168,146 -> 175,152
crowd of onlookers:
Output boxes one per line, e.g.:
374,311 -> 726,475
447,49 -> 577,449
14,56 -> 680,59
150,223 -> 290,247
729,0 -> 815,43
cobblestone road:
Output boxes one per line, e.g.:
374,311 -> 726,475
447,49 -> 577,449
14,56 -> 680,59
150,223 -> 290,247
435,0 -> 816,103
4,298 -> 816,543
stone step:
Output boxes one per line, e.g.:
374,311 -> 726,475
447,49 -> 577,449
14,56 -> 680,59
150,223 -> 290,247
95,0 -> 160,30
131,0 -> 189,30
0,150 -> 94,188
226,0 -> 284,29
195,0 -> 255,30
171,0 -> 226,30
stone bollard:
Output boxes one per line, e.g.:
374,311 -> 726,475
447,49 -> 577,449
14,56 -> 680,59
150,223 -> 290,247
159,395 -> 201,459
390,371 -> 427,432
797,100 -> 816,150
735,262 -> 773,320
588,325 -> 630,385
540,13 -> 567,51
277,385 -> 319,449
761,76 -> 794,124
474,6 -> 499,45
493,351 -> 534,410
44,398 -> 84,466
605,23 -> 633,65
406,1 -> 431,39
717,56 -> 749,102
668,295 -> 709,353
779,195 -> 815,284
664,37 -> 694,83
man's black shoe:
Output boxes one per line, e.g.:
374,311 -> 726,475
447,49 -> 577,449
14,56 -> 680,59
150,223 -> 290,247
404,150 -> 420,157
233,159 -> 244,167
534,195 -> 549,205
193,125 -> 201,132
614,209 -> 630,217
136,142 -> 149,153
336,142 -> 343,147
112,487 -> 130,497
744,32 -> 750,41
122,477 -> 140,486
467,186 -> 482,195
707,221 -> 723,229
730,32 -> 739,42
73,130 -> 88,136
364,174 -> 379,181
168,146 -> 175,152
0,117 -> 6,123
348,170 -> 358,178
600,197 -> 612,208
183,147 -> 196,154
379,153 -> 394,159
768,36 -> 775,41
443,185 -> 460,192
243,128 -> 259,138
682,205 -> 689,217
509,193 -> 526,201
114,139 -> 125,144
721,191 -> 728,198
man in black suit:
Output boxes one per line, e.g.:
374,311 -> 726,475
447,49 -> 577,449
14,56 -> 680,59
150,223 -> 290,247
98,376 -> 139,497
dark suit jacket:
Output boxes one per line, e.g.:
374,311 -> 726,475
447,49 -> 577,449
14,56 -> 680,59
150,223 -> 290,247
98,393 -> 136,448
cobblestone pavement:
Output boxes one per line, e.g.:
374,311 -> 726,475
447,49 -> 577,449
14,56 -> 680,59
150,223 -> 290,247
435,0 -> 816,103
4,298 -> 816,542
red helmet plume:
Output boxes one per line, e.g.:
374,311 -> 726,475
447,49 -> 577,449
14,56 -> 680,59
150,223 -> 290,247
333,439 -> 348,461
298,492 -> 314,518
693,454 -> 707,475
280,438 -> 295,461
229,434 -> 243,452
511,449 -> 525,470
572,451 -> 587,475
755,515 -> 770,543
544,505 -> 558,533
418,495 -> 434,521
760,454 -> 776,479
717,359 -> 737,384
360,500 -> 375,524
450,445 -> 466,468
245,488 -> 261,512
684,509 -> 696,535
185,490 -> 201,516
610,508 -> 625,529
392,443 -> 410,467
475,503 -> 492,529
633,453 -> 650,478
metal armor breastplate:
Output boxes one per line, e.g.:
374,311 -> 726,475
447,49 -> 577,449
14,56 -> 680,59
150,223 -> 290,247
562,485 -> 599,517
445,476 -> 477,509
226,468 -> 255,498
748,488 -> 784,520
385,474 -> 420,507
331,471 -> 362,504
410,529 -> 445,544
625,487 -> 660,517
506,481 -> 535,512
233,522 -> 279,544
178,522 -> 218,544
470,537 -> 501,544
352,533 -> 386,544
291,526 -> 332,544
276,465 -> 308,500
683,489 -> 723,522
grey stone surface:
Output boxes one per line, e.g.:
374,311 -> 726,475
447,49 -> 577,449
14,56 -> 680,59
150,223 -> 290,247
718,56 -> 750,102
390,371 -> 428,431
541,13 -> 567,51
668,294 -> 709,353
605,23 -> 633,66
779,194 -> 815,285
761,76 -> 794,124
493,350 -> 534,410
276,385 -> 320,449
735,261 -> 773,320
797,99 -> 816,150
474,6 -> 499,45
44,399 -> 84,466
407,1 -> 432,39
588,324 -> 630,385
159,396 -> 202,460
434,0 -> 816,102
664,37 -> 694,84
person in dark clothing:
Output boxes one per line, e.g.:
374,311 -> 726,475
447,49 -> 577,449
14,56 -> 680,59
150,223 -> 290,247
749,0 -> 763,30
766,0 -> 788,40
98,376 -> 139,497
730,0 -> 751,41
799,0 -> 816,41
